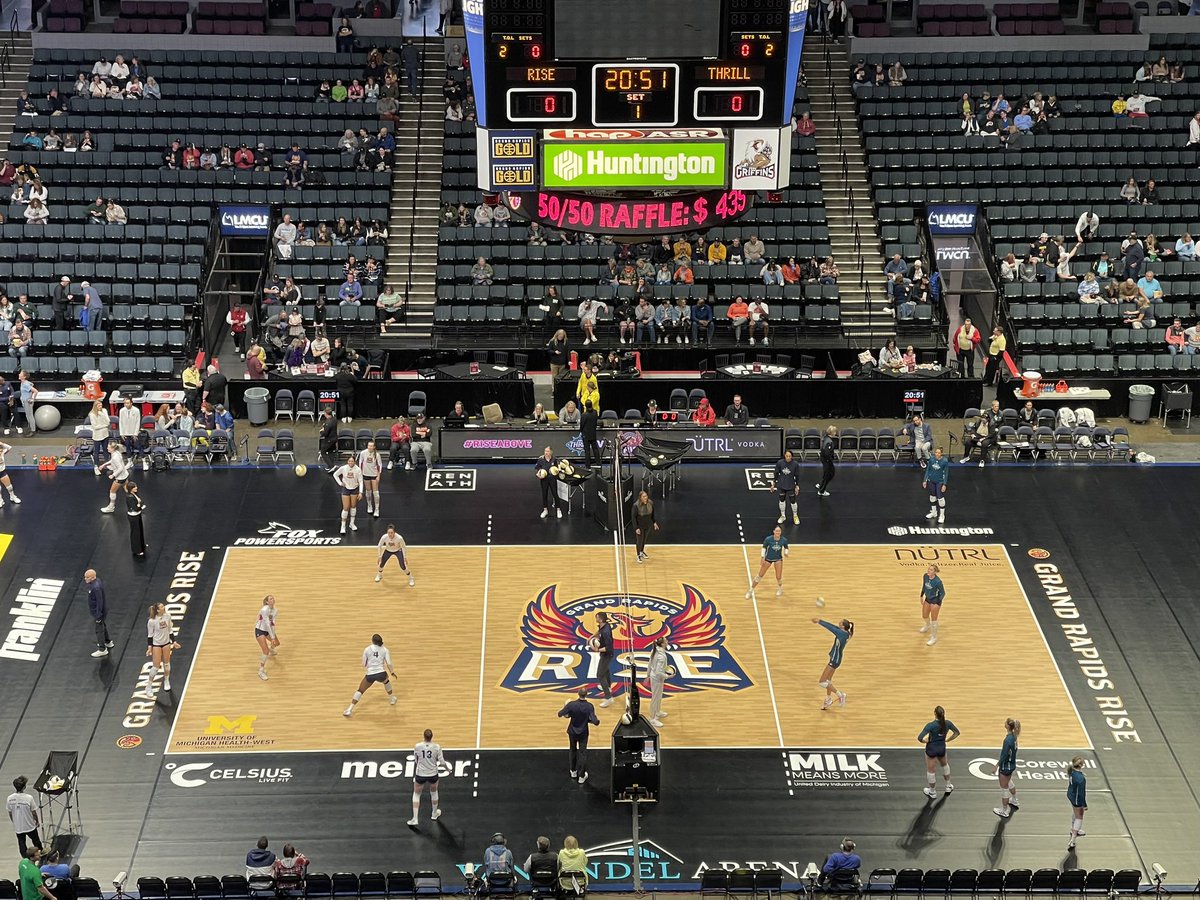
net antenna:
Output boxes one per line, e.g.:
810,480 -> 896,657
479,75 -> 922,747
610,432 -> 641,722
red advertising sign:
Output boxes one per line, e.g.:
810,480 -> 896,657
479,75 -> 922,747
504,189 -> 752,235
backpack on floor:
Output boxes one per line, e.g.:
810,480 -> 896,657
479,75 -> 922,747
151,448 -> 171,472
1057,407 -> 1077,428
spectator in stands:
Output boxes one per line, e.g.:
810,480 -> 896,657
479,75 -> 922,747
1014,105 -> 1033,132
1166,318 -> 1189,355
88,75 -> 107,98
1017,255 -> 1038,283
110,55 -> 129,81
653,297 -> 678,344
117,396 -> 140,457
827,0 -> 847,38
578,298 -> 608,346
1044,94 -> 1061,118
819,256 -> 840,284
1055,239 -> 1078,281
376,284 -> 403,334
871,64 -> 885,86
338,273 -> 363,307
471,257 -> 494,286
245,837 -> 275,878
673,259 -> 694,285
692,397 -> 716,427
614,298 -> 636,345
183,143 -> 201,169
902,415 -> 933,467
246,344 -> 266,380
1120,177 -> 1141,204
652,262 -> 671,285
255,143 -> 272,172
1074,211 -> 1100,244
670,234 -> 691,262
336,18 -> 356,52
748,299 -> 769,346
1137,269 -> 1163,299
348,80 -> 365,102
952,318 -> 981,378
707,236 -> 727,264
634,297 -> 657,344
42,130 -> 61,151
334,79 -> 351,103
43,87 -> 64,114
230,143 -> 254,170
884,253 -> 908,279
1169,62 -> 1185,83
795,112 -> 816,135
689,296 -> 713,345
1142,179 -> 1159,205
50,276 -> 73,330
744,234 -> 766,265
0,297 -> 12,334
1124,294 -> 1155,329
16,90 -> 36,116
338,129 -> 358,155
474,202 -> 494,227
984,326 -> 1006,385
979,112 -> 999,137
81,281 -> 103,331
125,76 -> 144,99
7,321 -> 31,359
997,252 -> 1018,283
202,365 -> 229,409
402,40 -> 421,97
143,77 -> 160,100
727,237 -> 744,264
20,129 -> 41,151
1185,322 -> 1200,356
273,214 -> 297,258
1125,88 -> 1159,120
760,260 -> 784,286
887,60 -> 907,86
1188,112 -> 1200,146
726,295 -> 750,343
891,276 -> 913,319
217,144 -> 234,168
1176,233 -> 1196,260
1077,271 -> 1103,303
1122,235 -> 1144,279
72,73 -> 88,96
84,196 -> 105,224
819,839 -> 862,889
272,844 -> 309,890
105,199 -> 127,225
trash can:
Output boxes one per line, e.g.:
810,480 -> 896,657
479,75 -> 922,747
245,387 -> 271,426
1128,384 -> 1154,424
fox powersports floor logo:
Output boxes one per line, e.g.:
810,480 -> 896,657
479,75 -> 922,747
502,585 -> 752,696
234,522 -> 342,546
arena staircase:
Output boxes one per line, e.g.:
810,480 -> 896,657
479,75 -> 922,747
0,32 -> 34,151
802,35 -> 893,344
382,36 -> 446,345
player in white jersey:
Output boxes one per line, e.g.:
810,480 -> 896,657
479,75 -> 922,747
344,633 -> 397,716
0,442 -> 21,506
332,453 -> 363,534
376,525 -> 416,586
408,728 -> 445,826
254,595 -> 280,681
145,602 -> 179,692
100,441 -> 130,513
358,441 -> 383,517
646,635 -> 674,728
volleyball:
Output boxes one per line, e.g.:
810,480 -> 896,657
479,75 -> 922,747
537,468 -> 547,479
588,636 -> 601,651
549,465 -> 560,476
560,460 -> 574,475
815,596 -> 826,608
665,666 -> 676,677
621,712 -> 632,726
294,464 -> 308,477
650,455 -> 660,466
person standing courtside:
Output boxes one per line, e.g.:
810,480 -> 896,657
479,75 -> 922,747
7,777 -> 42,856
771,449 -> 802,524
817,425 -> 838,496
534,446 -> 562,520
84,569 -> 113,658
923,447 -> 950,523
408,728 -> 445,826
557,687 -> 600,784
646,635 -> 673,727
580,401 -> 601,468
632,489 -> 658,562
593,611 -> 615,707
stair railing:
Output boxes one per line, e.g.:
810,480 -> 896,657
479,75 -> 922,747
398,23 -> 430,326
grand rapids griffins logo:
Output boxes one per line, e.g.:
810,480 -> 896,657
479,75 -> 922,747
501,584 -> 753,695
733,137 -> 777,182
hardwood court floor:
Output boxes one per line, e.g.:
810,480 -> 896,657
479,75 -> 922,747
168,543 -> 1088,753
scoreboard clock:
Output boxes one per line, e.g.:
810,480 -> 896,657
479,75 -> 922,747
463,0 -> 807,130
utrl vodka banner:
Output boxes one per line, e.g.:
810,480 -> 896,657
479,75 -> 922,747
782,0 -> 808,122
462,0 -> 488,128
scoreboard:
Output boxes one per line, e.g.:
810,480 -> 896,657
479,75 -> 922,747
463,0 -> 806,130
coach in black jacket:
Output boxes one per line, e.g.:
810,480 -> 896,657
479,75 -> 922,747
557,688 -> 600,784
580,402 -> 600,468
817,425 -> 838,496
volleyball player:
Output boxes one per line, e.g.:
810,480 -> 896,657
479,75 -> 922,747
646,635 -> 674,727
993,718 -> 1021,818
534,446 -> 562,519
358,440 -> 383,517
919,563 -> 945,646
922,446 -> 949,523
746,525 -> 788,598
332,452 -> 363,534
146,602 -> 179,693
99,440 -> 130,513
917,706 -> 960,798
0,441 -> 20,506
344,633 -> 398,716
811,617 -> 853,709
770,449 -> 802,525
1066,755 -> 1087,848
375,525 -> 416,586
255,595 -> 279,681
408,728 -> 445,826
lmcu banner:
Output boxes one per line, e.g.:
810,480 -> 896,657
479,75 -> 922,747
542,142 -> 728,190
926,203 -> 978,235
218,205 -> 271,237
462,0 -> 488,127
783,0 -> 808,122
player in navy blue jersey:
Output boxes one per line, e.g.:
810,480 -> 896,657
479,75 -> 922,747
923,446 -> 949,523
1066,755 -> 1088,849
747,526 -> 789,597
918,705 -> 960,798
770,449 -> 802,525
811,617 -> 853,709
993,717 -> 1021,818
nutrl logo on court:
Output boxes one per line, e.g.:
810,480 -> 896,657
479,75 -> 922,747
501,585 -> 753,696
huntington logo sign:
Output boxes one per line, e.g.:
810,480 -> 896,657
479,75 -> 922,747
543,142 -> 727,189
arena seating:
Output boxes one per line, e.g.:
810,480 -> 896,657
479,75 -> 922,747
4,49 -> 392,378
993,3 -> 1065,35
435,60 -> 838,345
854,44 -> 1200,379
42,0 -> 88,33
192,1 -> 267,35
916,4 -> 992,36
112,1 -> 189,33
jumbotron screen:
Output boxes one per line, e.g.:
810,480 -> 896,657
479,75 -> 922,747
463,0 -> 807,130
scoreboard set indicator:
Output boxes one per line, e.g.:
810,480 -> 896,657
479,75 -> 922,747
467,0 -> 805,130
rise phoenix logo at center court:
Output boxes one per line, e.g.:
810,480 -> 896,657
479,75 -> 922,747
501,585 -> 753,696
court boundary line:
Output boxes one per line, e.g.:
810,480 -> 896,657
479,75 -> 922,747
1000,545 -> 1094,750
162,743 -> 1099,755
737,513 -> 784,748
474,515 -> 493,749
163,545 -> 232,755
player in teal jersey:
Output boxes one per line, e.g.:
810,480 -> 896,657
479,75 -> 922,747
810,617 -> 854,709
923,446 -> 949,523
747,526 -> 789,598
1066,755 -> 1088,849
919,564 -> 946,646
917,705 -> 960,798
993,717 -> 1022,818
